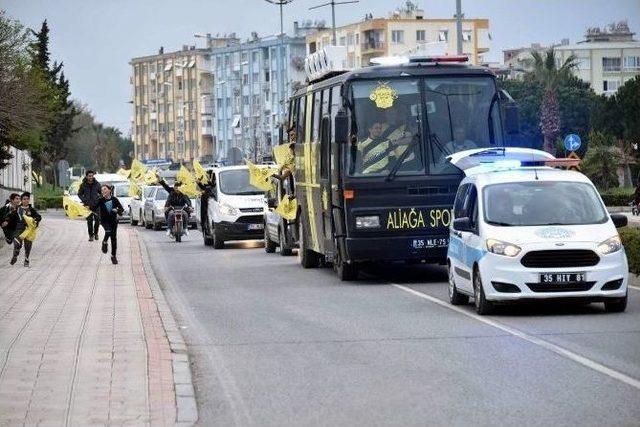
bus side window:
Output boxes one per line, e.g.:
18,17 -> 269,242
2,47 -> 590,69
297,96 -> 306,144
288,98 -> 298,135
320,88 -> 331,179
329,85 -> 342,174
312,91 -> 322,142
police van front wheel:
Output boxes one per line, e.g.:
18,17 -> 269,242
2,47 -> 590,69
473,267 -> 494,315
298,221 -> 320,268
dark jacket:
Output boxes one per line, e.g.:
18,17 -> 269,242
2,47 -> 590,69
635,186 -> 640,204
159,180 -> 192,209
5,204 -> 42,235
78,178 -> 102,209
96,196 -> 124,228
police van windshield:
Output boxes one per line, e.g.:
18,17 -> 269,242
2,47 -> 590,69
349,76 -> 502,177
219,169 -> 263,195
483,181 -> 608,226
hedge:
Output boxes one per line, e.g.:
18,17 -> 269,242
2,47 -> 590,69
620,227 -> 640,275
34,196 -> 63,210
599,188 -> 635,207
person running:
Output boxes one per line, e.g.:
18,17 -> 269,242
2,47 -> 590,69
7,192 -> 41,267
96,184 -> 124,264
1,193 -> 20,244
78,170 -> 102,241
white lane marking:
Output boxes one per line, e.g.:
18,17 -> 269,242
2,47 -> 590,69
629,285 -> 640,291
391,283 -> 640,391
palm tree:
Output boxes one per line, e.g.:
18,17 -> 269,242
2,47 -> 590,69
527,49 -> 577,153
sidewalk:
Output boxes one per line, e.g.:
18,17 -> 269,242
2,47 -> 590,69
0,213 -> 196,425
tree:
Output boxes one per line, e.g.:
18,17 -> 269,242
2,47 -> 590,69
527,49 -> 577,153
0,11 -> 50,168
582,131 -> 620,190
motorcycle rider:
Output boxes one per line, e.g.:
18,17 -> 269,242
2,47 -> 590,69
158,178 -> 193,237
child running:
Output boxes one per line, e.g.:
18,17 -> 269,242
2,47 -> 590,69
7,192 -> 41,267
96,185 -> 124,264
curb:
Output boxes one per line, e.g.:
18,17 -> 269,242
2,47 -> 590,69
136,230 -> 199,425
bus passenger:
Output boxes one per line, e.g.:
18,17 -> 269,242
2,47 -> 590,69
359,121 -> 394,175
444,125 -> 477,155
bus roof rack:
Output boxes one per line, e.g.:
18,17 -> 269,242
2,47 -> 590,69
409,55 -> 469,63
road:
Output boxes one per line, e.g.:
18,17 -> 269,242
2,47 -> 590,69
137,226 -> 640,426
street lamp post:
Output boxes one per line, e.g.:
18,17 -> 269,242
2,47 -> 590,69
309,0 -> 359,46
455,0 -> 463,55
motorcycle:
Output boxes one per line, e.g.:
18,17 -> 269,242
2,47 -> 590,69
168,205 -> 192,242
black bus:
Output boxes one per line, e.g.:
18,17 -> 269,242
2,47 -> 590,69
287,57 -> 517,280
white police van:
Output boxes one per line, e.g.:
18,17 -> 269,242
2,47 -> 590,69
447,148 -> 629,314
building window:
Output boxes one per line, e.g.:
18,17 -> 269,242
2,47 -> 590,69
438,30 -> 448,42
416,30 -> 426,42
347,33 -> 354,46
265,70 -> 270,82
391,30 -> 404,44
462,30 -> 472,42
575,57 -> 591,70
603,80 -> 621,94
602,57 -> 621,72
623,56 -> 640,70
339,36 -> 346,46
355,33 -> 360,45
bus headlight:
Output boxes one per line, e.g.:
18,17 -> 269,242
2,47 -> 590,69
597,235 -> 622,255
219,203 -> 239,216
356,215 -> 380,229
486,238 -> 521,257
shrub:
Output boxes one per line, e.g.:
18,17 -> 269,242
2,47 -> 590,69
34,196 -> 62,210
599,187 -> 634,206
620,227 -> 640,275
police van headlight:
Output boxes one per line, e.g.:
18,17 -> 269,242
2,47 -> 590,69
356,215 -> 380,229
219,203 -> 239,216
486,238 -> 521,257
597,235 -> 622,255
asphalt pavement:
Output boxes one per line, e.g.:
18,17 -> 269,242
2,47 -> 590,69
137,225 -> 640,427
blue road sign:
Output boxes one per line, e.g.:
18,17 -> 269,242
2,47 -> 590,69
564,134 -> 582,152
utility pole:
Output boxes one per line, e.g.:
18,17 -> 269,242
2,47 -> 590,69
309,0 -> 359,46
455,0 -> 463,55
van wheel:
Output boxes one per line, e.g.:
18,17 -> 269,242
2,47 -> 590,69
448,263 -> 469,305
152,213 -> 161,231
130,208 -> 138,226
265,226 -> 276,253
139,210 -> 145,227
473,267 -> 493,315
604,293 -> 627,313
203,221 -> 213,246
334,249 -> 357,281
212,223 -> 224,249
279,226 -> 292,256
298,221 -> 320,268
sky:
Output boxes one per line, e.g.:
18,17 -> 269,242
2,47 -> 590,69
4,0 -> 640,133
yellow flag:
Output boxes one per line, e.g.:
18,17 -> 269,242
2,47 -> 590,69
130,159 -> 147,182
129,181 -> 141,197
143,167 -> 159,185
18,215 -> 38,242
273,143 -> 295,170
246,160 -> 277,192
63,196 -> 91,219
117,168 -> 131,178
176,165 -> 201,198
274,196 -> 297,221
193,159 -> 209,184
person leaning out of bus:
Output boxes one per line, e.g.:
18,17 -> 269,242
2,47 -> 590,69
273,127 -> 297,182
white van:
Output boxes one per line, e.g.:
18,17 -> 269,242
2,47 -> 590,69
196,165 -> 266,249
446,148 -> 629,314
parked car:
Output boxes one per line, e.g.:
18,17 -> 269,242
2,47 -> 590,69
129,185 -> 154,226
112,182 -> 132,222
264,176 -> 297,256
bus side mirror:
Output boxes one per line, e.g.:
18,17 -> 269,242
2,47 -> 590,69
504,102 -> 520,135
334,109 -> 348,144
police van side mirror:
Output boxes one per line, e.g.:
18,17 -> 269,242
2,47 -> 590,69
504,102 -> 520,135
334,109 -> 348,144
453,217 -> 474,233
611,213 -> 628,228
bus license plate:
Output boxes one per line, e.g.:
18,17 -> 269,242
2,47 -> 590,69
540,272 -> 586,284
247,223 -> 264,230
410,237 -> 448,250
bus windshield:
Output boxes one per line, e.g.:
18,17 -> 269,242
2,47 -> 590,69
349,76 -> 502,177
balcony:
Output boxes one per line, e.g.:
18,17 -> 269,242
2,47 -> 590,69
361,41 -> 385,53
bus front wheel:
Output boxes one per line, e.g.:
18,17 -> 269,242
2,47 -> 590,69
334,248 -> 357,281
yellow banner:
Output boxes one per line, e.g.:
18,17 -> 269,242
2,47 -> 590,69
246,160 -> 277,192
143,167 -> 159,185
129,181 -> 141,197
273,143 -> 295,169
193,159 -> 209,184
63,196 -> 92,219
130,159 -> 147,182
275,196 -> 297,221
18,215 -> 38,242
117,168 -> 130,178
176,165 -> 201,198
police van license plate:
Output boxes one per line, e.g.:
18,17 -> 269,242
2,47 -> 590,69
540,272 -> 586,284
410,237 -> 448,249
247,223 -> 264,230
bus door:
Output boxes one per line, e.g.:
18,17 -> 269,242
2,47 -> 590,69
319,88 -> 334,254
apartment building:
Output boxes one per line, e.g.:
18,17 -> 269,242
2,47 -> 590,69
130,35 -> 236,163
306,3 -> 490,67
211,24 -> 314,162
555,22 -> 640,96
